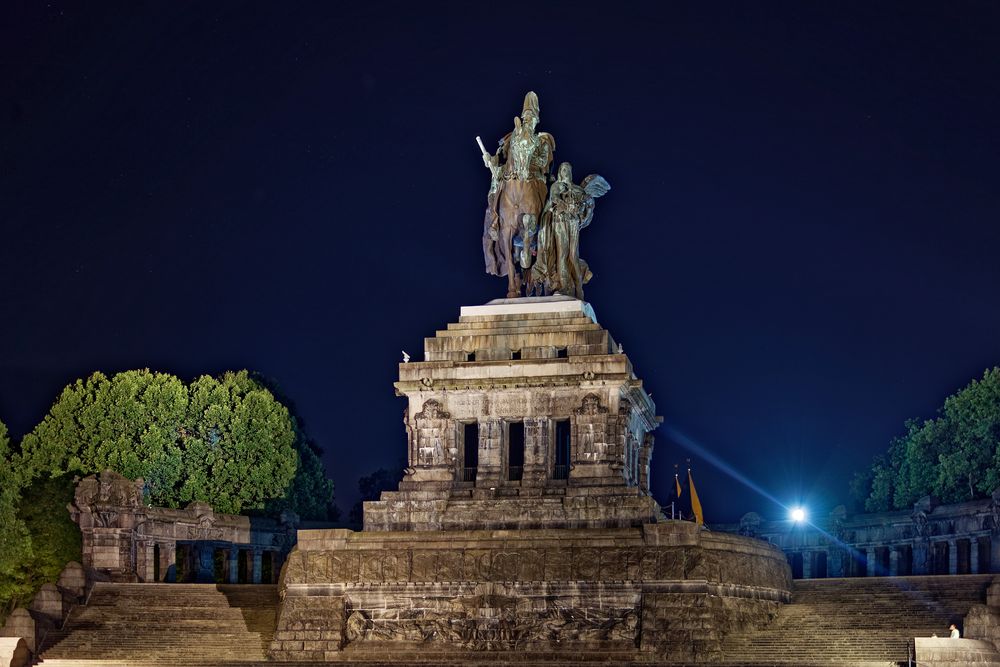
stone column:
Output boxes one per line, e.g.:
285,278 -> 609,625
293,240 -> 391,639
828,549 -> 843,578
227,547 -> 239,584
949,539 -> 958,575
195,544 -> 216,583
476,418 -> 502,486
521,417 -> 548,484
160,541 -> 176,582
889,548 -> 899,576
866,548 -> 876,577
134,541 -> 152,582
273,550 -> 286,581
802,552 -> 812,579
251,549 -> 263,584
972,539 -> 980,574
990,536 -> 1000,574
913,540 -> 928,575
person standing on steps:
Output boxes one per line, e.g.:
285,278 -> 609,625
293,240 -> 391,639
949,623 -> 961,639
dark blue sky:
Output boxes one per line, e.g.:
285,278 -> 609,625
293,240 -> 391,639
2,2 -> 998,522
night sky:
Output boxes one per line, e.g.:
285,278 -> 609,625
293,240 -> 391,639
2,2 -> 998,523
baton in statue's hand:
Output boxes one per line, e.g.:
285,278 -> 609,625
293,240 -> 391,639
476,136 -> 499,178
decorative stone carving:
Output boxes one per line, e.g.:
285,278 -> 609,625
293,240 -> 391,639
416,399 -> 450,420
69,472 -> 293,583
739,512 -> 763,538
575,393 -> 608,415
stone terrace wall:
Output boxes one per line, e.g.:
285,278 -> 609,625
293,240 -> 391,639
271,522 -> 791,663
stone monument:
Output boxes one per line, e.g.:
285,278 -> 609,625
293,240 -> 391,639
270,93 -> 792,664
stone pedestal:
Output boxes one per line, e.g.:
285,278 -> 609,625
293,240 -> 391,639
56,562 -> 86,601
271,523 -> 791,662
272,298 -> 794,663
0,610 -> 35,654
29,584 -> 65,624
365,297 -> 662,533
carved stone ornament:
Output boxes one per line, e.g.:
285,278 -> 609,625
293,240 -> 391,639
72,469 -> 145,527
343,594 -> 639,650
574,393 -> 608,416
739,512 -> 763,538
416,399 -> 451,420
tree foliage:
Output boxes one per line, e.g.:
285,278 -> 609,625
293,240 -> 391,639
19,369 -> 299,514
853,367 -> 1000,511
1,476 -> 81,620
349,467 -> 401,526
0,419 -> 31,619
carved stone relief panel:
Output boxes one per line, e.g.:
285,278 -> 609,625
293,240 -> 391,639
414,399 -> 454,467
342,582 -> 641,650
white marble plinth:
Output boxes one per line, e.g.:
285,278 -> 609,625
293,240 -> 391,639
460,295 -> 597,323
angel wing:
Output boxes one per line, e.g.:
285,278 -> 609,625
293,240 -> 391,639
580,174 -> 611,198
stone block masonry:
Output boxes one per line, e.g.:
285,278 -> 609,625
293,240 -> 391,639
271,297 -> 794,663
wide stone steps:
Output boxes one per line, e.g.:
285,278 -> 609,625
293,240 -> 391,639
35,576 -> 994,666
716,574 -> 992,665
37,583 -> 277,664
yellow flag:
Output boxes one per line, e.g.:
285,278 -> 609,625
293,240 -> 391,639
675,474 -> 682,498
688,469 -> 704,525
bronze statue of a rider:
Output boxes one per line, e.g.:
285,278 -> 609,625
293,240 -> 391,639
480,91 -> 555,298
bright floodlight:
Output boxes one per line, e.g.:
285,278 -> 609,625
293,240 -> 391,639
790,507 -> 807,523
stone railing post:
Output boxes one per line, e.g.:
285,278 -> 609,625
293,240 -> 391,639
252,549 -> 263,584
227,547 -> 239,584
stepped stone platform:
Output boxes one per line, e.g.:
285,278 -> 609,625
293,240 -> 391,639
266,298 -> 794,664
32,575 -> 999,666
37,583 -> 277,665
717,574 -> 995,665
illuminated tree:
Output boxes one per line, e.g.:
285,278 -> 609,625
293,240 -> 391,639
853,367 -> 1000,511
20,369 -> 300,514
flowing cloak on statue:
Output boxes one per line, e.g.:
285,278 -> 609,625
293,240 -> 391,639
482,130 -> 555,277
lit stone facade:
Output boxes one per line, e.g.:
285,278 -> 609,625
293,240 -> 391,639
271,297 -> 794,663
364,296 -> 661,531
718,490 -> 1000,579
70,469 -> 296,584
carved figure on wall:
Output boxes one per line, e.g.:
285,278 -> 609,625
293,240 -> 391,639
534,162 -> 610,299
73,470 -> 146,527
575,393 -> 608,416
912,510 -> 928,537
344,603 -> 639,650
480,91 -> 556,298
739,512 -> 763,538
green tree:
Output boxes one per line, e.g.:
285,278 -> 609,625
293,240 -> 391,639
181,371 -> 297,513
0,419 -> 32,620
245,375 -> 337,521
20,369 -> 299,513
349,467 -> 401,526
266,435 -> 337,521
1,477 -> 81,619
853,367 -> 1000,511
20,370 -> 187,504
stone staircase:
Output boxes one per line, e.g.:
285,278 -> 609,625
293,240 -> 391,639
36,583 -> 277,666
28,575 -> 997,666
717,574 -> 994,665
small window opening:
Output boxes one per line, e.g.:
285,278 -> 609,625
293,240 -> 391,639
556,347 -> 568,358
508,421 -> 524,481
463,423 -> 479,482
511,349 -> 521,360
554,420 -> 570,480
